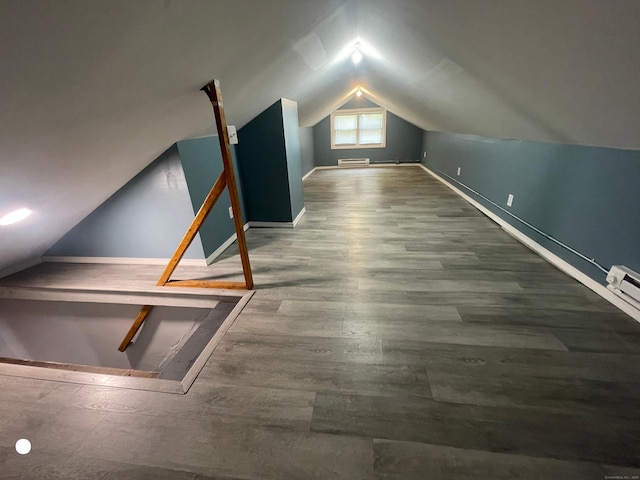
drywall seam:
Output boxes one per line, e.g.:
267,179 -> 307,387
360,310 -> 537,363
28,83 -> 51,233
418,164 -> 640,323
42,256 -> 208,267
205,223 -> 250,265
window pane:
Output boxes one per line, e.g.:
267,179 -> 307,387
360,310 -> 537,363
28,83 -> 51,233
335,130 -> 358,145
359,113 -> 382,130
334,114 -> 357,130
359,129 -> 383,144
331,109 -> 385,149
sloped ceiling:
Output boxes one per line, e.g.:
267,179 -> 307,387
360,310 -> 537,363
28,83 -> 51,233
1,0 -> 639,273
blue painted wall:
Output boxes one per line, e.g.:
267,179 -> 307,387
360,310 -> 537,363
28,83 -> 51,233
422,131 -> 640,284
282,99 -> 305,219
47,145 -> 206,260
177,136 -> 247,261
299,126 -> 315,177
236,99 -> 304,223
313,97 -> 423,166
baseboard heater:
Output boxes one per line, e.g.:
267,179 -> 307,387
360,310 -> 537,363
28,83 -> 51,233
338,158 -> 370,167
607,265 -> 640,310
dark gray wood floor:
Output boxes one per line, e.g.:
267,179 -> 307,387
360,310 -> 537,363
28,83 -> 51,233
2,166 -> 640,479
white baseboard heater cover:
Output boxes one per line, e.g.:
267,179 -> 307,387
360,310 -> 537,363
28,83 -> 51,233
607,265 -> 640,310
338,158 -> 370,167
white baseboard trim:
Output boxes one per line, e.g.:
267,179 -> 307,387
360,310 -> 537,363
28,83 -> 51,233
418,163 -> 640,323
246,209 -> 306,229
292,207 -> 306,227
43,223 -> 254,269
42,256 -> 208,267
0,257 -> 42,279
302,168 -> 317,181
206,235 -> 238,265
205,223 -> 250,265
314,166 -> 338,171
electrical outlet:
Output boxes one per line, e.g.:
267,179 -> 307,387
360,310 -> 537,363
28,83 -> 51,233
228,206 -> 233,218
457,167 -> 461,176
507,194 -> 514,207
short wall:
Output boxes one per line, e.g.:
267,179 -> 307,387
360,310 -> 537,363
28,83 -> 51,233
236,99 -> 305,223
177,136 -> 247,262
299,126 -> 315,177
46,146 -> 206,260
422,131 -> 640,285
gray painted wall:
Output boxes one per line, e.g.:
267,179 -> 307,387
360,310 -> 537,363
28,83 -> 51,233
236,99 -> 304,223
177,136 -> 247,261
299,126 -> 315,177
282,100 -> 305,219
422,131 -> 640,284
313,97 -> 423,166
47,146 -> 206,260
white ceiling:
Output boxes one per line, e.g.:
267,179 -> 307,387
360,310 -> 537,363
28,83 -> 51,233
1,0 -> 640,272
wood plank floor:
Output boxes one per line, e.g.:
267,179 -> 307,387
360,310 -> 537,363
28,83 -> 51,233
2,166 -> 640,479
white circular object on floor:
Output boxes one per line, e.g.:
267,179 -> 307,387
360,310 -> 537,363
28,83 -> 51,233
15,438 -> 31,455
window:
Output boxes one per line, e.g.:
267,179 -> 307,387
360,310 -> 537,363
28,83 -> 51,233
331,108 -> 386,149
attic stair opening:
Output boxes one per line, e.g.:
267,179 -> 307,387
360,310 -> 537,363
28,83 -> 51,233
0,286 -> 252,394
0,79 -> 254,394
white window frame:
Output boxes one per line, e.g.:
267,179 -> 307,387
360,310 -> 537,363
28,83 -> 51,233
330,107 -> 387,149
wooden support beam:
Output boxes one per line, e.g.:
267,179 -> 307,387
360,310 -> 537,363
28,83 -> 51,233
204,80 -> 254,290
165,280 -> 247,289
119,79 -> 254,352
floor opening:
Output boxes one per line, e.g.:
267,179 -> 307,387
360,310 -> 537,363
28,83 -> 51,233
0,287 -> 252,393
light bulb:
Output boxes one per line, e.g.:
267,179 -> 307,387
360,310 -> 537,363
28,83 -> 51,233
351,50 -> 363,64
356,89 -> 362,97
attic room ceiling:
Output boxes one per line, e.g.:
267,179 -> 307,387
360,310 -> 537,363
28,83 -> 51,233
1,0 -> 640,273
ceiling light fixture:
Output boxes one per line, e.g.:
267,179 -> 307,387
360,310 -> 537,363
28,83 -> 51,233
0,208 -> 32,226
351,43 -> 363,64
356,87 -> 363,97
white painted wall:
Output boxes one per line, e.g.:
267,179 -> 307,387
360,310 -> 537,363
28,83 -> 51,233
2,0 -> 640,273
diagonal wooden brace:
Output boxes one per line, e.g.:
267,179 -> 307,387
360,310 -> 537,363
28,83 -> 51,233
117,173 -> 227,352
203,80 -> 253,290
118,79 -> 254,352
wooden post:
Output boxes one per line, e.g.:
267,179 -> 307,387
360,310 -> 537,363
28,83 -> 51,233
203,80 -> 254,289
118,79 -> 254,351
